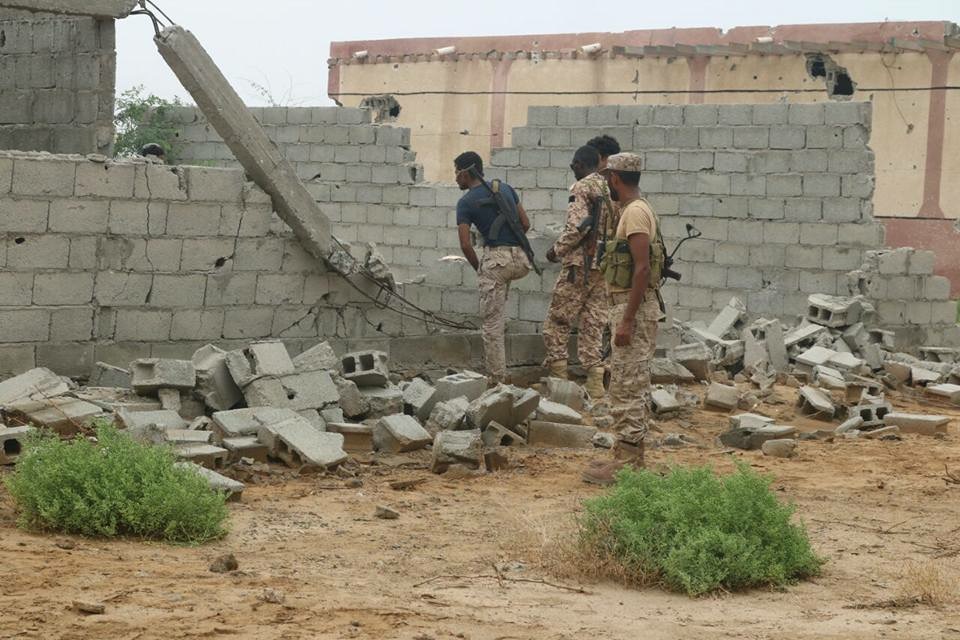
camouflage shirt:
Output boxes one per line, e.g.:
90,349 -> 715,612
551,172 -> 618,270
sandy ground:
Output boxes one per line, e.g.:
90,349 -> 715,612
2,384 -> 960,640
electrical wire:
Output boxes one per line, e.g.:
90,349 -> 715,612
330,85 -> 960,97
144,0 -> 175,26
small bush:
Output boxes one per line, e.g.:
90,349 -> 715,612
4,424 -> 228,544
578,463 -> 823,596
114,85 -> 183,162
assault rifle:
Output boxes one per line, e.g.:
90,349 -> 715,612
661,223 -> 702,286
469,166 -> 542,276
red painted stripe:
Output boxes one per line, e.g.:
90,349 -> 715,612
918,49 -> 954,218
489,58 -> 513,149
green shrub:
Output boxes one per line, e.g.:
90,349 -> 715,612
4,424 -> 228,544
579,463 -> 823,596
114,85 -> 183,162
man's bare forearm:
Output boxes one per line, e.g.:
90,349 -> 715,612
462,245 -> 480,271
624,265 -> 649,318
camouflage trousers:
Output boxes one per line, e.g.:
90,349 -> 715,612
609,295 -> 660,444
542,266 -> 609,369
477,246 -> 531,382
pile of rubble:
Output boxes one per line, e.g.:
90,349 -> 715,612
0,340 -> 600,498
654,293 -> 960,457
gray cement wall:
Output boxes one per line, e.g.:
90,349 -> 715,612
0,9 -> 116,154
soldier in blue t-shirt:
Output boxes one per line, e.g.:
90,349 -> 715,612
453,151 -> 531,382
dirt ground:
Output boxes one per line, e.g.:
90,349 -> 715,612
2,384 -> 960,640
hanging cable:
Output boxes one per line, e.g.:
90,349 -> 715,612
144,0 -> 176,26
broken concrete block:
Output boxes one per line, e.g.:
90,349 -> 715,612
225,341 -> 295,388
244,371 -> 340,411
341,350 -> 390,387
761,439 -> 797,458
332,375 -> 370,419
671,342 -> 713,380
814,366 -> 847,391
849,397 -> 893,427
651,388 -> 680,414
435,371 -> 488,403
298,409 -> 326,431
841,322 -> 871,352
707,297 -> 746,339
882,361 -> 912,385
742,328 -> 768,373
402,377 -> 438,422
358,385 -> 403,419
484,448 -> 510,471
861,343 -> 884,371
211,407 -> 300,440
192,344 -> 242,411
535,398 -> 583,425
431,429 -> 483,473
861,425 -> 901,439
0,368 -> 70,407
720,424 -> 797,450
704,382 -> 739,411
175,444 -> 229,469
176,462 -> 244,501
130,359 -> 196,394
835,415 -> 865,435
919,346 -> 959,364
221,436 -> 269,463
883,413 -> 951,436
806,294 -> 862,328
910,367 -> 941,386
796,385 -> 836,419
117,408 -> 188,435
783,324 -> 827,349
0,426 -> 34,465
511,387 -> 541,424
325,422 -> 373,453
158,388 -> 182,413
481,421 -> 526,447
292,341 -> 339,372
544,377 -> 587,412
466,386 -> 514,429
164,429 -> 213,445
425,396 -> 469,434
527,421 -> 597,448
829,352 -> 865,372
4,397 -> 104,436
321,407 -> 345,424
729,413 -> 775,430
651,359 -> 696,384
73,388 -> 161,413
926,383 -> 960,404
89,362 -> 131,388
592,432 -> 616,449
374,414 -> 432,453
259,416 -> 348,469
795,346 -> 837,368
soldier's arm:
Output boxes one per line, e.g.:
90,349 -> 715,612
518,202 -> 531,233
552,186 -> 591,258
458,223 -> 480,272
614,232 -> 651,347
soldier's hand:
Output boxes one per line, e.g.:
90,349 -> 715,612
614,318 -> 634,347
546,247 -> 559,263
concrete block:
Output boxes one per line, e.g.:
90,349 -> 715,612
402,377 -> 438,422
325,422 -> 373,453
258,416 -> 347,469
527,421 -> 596,448
358,385 -> 404,419
796,346 -> 837,367
720,424 -> 797,450
806,294 -> 862,328
244,370 -> 339,411
482,421 -> 527,447
543,377 -> 587,412
435,371 -> 487,403
225,341 -> 295,387
671,342 -> 713,380
651,388 -> 680,414
118,409 -> 188,439
761,439 -> 797,458
341,350 -> 390,387
191,345 -> 242,411
292,341 -> 339,373
926,383 -> 960,405
374,413 -> 432,453
425,396 -> 469,434
5,396 -> 103,436
220,436 -> 269,463
707,297 -> 746,338
130,359 -> 195,394
535,397 -> 583,424
431,429 -> 483,473
466,385 -> 514,429
175,462 -> 243,500
796,385 -> 836,419
175,444 -> 229,469
883,412 -> 951,436
0,425 -> 34,465
211,406 -> 299,439
89,361 -> 131,388
331,375 -> 369,419
704,382 -> 739,411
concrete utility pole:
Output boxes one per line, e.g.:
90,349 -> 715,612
0,0 -> 139,18
154,26 -> 333,262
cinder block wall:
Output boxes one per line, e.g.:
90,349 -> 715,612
0,9 -> 116,155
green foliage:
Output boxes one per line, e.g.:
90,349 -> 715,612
114,85 -> 183,162
579,463 -> 823,596
4,424 -> 228,544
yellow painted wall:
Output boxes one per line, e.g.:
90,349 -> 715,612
940,54 -> 960,213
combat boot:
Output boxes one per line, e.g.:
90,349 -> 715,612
581,440 -> 645,486
547,359 -> 568,379
584,366 -> 606,399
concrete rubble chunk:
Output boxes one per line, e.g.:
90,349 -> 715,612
784,324 -> 827,349
849,397 -> 893,427
358,385 -> 403,419
325,422 -> 373,453
704,382 -> 739,411
883,413 -> 951,436
0,426 -> 34,465
211,407 -> 300,439
926,383 -> 960,405
720,424 -> 797,450
74,388 -> 160,413
431,429 -> 483,473
374,414 -> 432,453
535,398 -> 583,425
796,346 -> 838,367
175,444 -> 229,469
829,352 -> 865,372
761,439 -> 797,458
842,322 -> 871,352
806,294 -> 863,328
258,416 -> 347,469
89,362 -> 131,388
364,243 -> 398,291
797,385 -> 836,419
544,377 -> 587,412
244,371 -> 340,411
435,371 -> 488,403
883,361 -> 912,385
332,375 -> 370,419
4,397 -> 103,436
910,367 -> 941,386
511,387 -> 541,424
298,409 -> 326,431
292,341 -> 339,373
154,26 -> 332,262
651,359 -> 696,384
919,347 -> 959,364
0,0 -> 139,18
814,366 -> 847,391
651,388 -> 680,414
481,421 -> 527,447
592,432 -> 616,449
192,345 -> 242,412
402,378 -> 438,422
321,407 -> 345,424
835,415 -> 865,435
164,429 -> 212,445
466,386 -> 514,429
730,413 -> 775,430
158,388 -> 182,413
225,341 -> 295,388
425,396 -> 469,434
861,343 -> 884,370
671,342 -> 713,380
341,351 -> 390,387
707,297 -> 746,339
861,425 -> 901,439
130,359 -> 196,394
175,462 -> 244,501
0,368 -> 70,408
117,409 -> 188,438
221,436 -> 269,463
527,421 -> 597,448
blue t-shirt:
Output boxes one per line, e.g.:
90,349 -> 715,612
456,182 -> 522,247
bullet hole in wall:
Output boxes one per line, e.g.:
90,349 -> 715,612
806,53 -> 856,100
359,94 -> 402,122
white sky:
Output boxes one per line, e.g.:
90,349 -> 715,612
117,0 -> 957,106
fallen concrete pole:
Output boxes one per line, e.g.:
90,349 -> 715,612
154,26 -> 332,261
0,0 -> 138,18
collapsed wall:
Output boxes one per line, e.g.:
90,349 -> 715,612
0,8 -> 116,154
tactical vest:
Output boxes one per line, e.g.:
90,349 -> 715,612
600,198 -> 666,290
